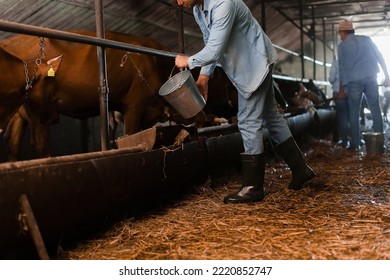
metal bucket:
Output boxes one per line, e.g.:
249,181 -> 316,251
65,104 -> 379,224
362,132 -> 384,156
159,69 -> 206,119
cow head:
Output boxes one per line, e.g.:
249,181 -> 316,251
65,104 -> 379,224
26,54 -> 63,124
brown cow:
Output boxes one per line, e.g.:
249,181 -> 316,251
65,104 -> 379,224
0,46 -> 61,157
0,47 -> 59,130
0,48 -> 27,134
110,67 -> 237,133
1,31 -> 173,160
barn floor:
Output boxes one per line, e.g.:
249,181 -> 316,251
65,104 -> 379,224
61,124 -> 390,260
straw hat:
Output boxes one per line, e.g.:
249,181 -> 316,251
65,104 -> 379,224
338,20 -> 354,31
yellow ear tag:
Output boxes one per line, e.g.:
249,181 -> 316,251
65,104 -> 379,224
47,67 -> 55,77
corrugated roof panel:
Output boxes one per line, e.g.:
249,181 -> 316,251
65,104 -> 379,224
0,0 -> 389,72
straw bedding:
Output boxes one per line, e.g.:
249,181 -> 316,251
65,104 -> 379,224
63,136 -> 390,260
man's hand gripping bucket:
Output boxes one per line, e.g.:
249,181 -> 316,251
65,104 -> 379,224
159,68 -> 206,119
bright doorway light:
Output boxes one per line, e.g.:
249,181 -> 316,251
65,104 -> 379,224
371,35 -> 390,88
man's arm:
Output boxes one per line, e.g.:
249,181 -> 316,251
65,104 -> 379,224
174,56 -> 209,100
370,37 -> 390,86
378,59 -> 390,86
196,74 -> 209,101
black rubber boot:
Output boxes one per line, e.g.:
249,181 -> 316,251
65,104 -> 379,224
275,137 -> 315,190
223,154 -> 265,204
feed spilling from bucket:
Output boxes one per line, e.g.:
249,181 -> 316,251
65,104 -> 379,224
159,69 -> 206,119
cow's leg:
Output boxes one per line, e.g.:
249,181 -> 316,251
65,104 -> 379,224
123,106 -> 144,135
109,111 -> 123,137
108,111 -> 123,148
19,106 -> 51,159
122,82 -> 154,135
121,54 -> 165,135
108,111 -> 117,147
4,111 -> 27,161
31,122 -> 51,158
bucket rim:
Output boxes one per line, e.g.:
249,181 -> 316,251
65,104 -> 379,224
158,70 -> 192,97
362,132 -> 384,136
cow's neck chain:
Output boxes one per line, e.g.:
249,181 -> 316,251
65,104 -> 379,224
121,51 -> 168,109
121,51 -> 157,97
24,37 -> 46,100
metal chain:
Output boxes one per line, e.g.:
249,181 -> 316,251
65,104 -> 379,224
120,51 -> 155,96
24,37 -> 46,97
120,51 -> 129,68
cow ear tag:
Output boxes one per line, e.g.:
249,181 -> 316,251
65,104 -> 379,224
47,66 -> 55,77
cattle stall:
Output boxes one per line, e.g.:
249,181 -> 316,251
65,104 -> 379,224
0,108 -> 336,259
64,135 -> 390,260
0,12 -> 338,259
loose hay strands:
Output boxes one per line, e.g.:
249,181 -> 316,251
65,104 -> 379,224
64,138 -> 390,260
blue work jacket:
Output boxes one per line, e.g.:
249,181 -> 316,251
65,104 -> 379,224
188,0 -> 278,98
338,33 -> 384,86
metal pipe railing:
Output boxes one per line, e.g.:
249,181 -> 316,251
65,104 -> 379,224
274,44 -> 332,68
0,20 -> 177,58
273,74 -> 330,86
0,21 -> 330,90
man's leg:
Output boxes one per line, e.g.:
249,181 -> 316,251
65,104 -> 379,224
335,96 -> 350,146
347,82 -> 364,150
224,68 -> 272,204
262,75 -> 315,190
364,78 -> 383,133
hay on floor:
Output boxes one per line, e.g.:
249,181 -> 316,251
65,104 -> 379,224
63,137 -> 390,260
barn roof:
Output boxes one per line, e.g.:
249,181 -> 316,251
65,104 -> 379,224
0,0 -> 389,78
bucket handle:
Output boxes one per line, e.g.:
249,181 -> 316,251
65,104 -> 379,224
169,65 -> 188,77
169,66 -> 188,87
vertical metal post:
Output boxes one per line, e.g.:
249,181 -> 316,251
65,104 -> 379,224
311,6 -> 316,80
95,0 -> 110,151
299,0 -> 305,78
333,23 -> 338,57
322,18 -> 328,95
177,4 -> 185,53
19,194 -> 50,260
261,0 -> 266,32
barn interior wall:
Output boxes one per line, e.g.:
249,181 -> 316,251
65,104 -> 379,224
276,39 -> 334,98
